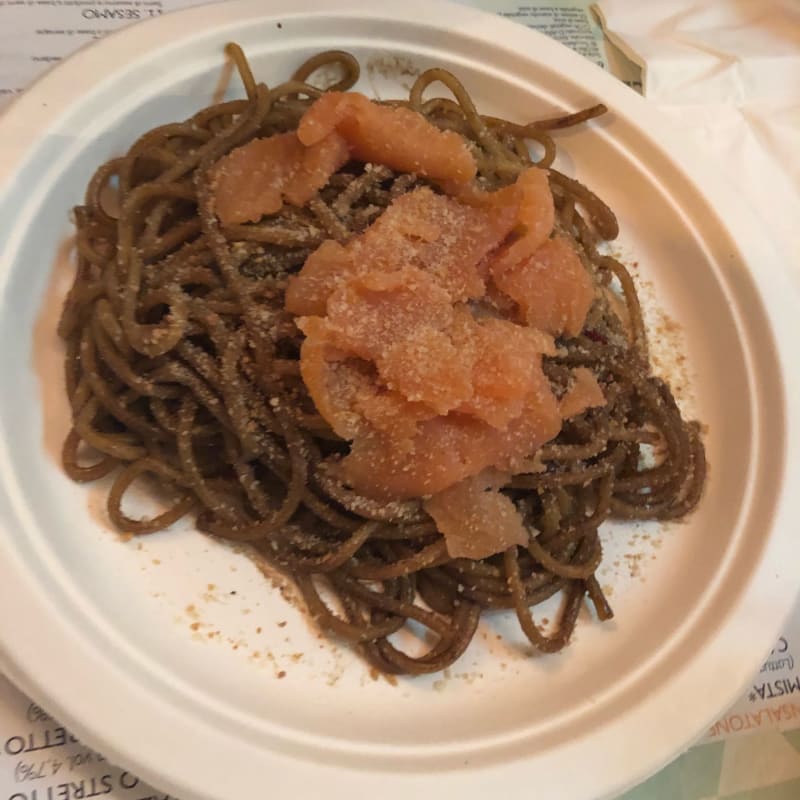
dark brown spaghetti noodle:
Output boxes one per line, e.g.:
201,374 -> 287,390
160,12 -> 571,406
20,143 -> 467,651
59,45 -> 705,675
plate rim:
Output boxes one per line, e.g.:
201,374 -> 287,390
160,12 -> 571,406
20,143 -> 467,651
1,1 -> 800,799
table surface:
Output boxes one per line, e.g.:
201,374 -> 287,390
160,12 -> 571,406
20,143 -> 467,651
1,1 -> 799,798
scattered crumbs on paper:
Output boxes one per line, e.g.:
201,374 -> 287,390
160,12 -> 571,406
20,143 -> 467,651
201,589 -> 217,603
623,552 -> 646,580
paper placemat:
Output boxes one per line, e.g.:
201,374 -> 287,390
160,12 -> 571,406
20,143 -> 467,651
1,1 -> 798,798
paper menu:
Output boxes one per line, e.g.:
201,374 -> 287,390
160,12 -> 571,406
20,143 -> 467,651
0,0 -> 202,110
705,610 -> 800,744
0,674 -> 174,800
0,0 -> 641,112
594,0 -> 800,271
476,0 -> 642,89
4,630 -> 800,800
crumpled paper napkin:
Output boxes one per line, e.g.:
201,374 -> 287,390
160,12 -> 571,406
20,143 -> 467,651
595,0 -> 800,272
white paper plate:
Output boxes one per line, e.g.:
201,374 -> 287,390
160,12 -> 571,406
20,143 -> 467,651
1,2 -> 799,798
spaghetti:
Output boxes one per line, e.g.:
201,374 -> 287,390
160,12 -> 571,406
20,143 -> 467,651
59,45 -> 706,675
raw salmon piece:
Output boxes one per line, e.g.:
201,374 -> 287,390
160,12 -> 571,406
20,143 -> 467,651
339,414 -> 497,500
287,164 -> 594,509
350,187 -> 514,302
285,186 -> 515,316
424,472 -> 529,559
299,277 -> 563,499
559,367 -> 605,419
296,316 -> 367,440
354,387 -> 435,448
212,133 -> 300,224
378,327 -> 474,414
491,167 -> 555,265
285,240 -> 355,317
492,383 -> 563,473
212,131 -> 349,225
298,92 -> 477,184
323,267 -> 454,361
447,166 -> 555,265
299,315 -> 435,446
340,383 -> 562,500
492,236 -> 594,337
454,315 -> 556,429
285,132 -> 350,206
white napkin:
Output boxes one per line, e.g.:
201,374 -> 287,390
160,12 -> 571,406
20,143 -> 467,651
595,0 -> 800,270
